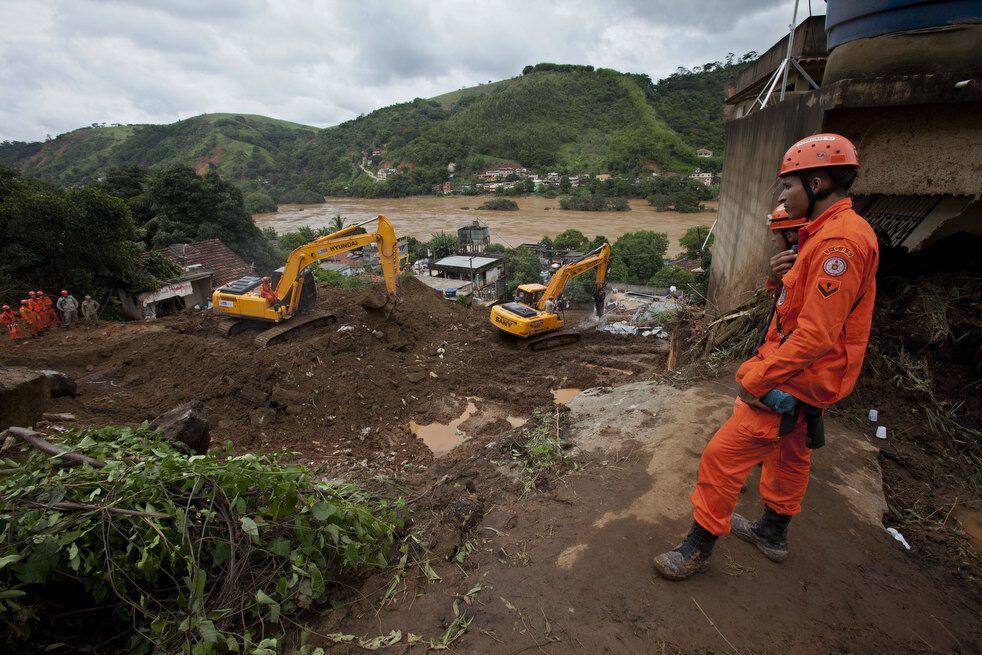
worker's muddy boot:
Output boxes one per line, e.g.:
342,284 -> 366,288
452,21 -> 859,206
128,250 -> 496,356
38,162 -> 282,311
652,522 -> 717,581
731,507 -> 791,562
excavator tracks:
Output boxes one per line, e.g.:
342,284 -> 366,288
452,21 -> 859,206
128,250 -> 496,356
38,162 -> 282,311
522,330 -> 583,351
253,312 -> 337,348
217,318 -> 261,337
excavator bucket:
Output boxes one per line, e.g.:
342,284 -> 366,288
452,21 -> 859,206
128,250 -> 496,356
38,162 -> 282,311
356,285 -> 392,311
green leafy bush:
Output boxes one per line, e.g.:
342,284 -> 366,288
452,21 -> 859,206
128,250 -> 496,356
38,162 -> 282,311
0,426 -> 406,654
312,267 -> 369,289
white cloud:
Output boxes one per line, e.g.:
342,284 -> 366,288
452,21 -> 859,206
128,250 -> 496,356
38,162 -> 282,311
0,0 -> 823,142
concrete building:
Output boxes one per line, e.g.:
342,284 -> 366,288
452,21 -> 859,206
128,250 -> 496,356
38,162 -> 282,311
423,254 -> 504,303
457,220 -> 491,254
696,148 -> 714,158
708,1 -> 982,316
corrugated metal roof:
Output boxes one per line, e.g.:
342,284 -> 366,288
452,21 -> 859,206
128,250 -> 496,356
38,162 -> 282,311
432,256 -> 500,269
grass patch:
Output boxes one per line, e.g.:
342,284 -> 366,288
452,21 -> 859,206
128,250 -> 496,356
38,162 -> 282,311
511,408 -> 572,488
313,267 -> 370,290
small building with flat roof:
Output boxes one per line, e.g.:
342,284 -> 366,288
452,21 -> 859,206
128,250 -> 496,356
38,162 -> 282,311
425,254 -> 504,303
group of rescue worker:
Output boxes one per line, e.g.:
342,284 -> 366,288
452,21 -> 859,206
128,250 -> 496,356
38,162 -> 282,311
0,290 -> 101,345
652,132 -> 879,580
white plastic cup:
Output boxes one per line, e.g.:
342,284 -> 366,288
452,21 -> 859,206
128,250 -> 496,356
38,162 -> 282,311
875,426 -> 887,439
868,409 -> 879,422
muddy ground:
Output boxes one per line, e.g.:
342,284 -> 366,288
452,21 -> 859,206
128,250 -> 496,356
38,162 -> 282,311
3,276 -> 979,654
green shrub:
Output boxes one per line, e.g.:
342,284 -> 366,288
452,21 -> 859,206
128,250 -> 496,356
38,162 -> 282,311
0,425 -> 406,654
476,198 -> 519,211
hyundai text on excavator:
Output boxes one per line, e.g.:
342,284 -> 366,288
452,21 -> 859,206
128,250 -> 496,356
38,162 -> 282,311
212,215 -> 400,346
489,243 -> 611,350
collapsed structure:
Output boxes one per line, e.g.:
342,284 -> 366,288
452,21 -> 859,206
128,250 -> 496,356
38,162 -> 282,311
709,1 -> 982,315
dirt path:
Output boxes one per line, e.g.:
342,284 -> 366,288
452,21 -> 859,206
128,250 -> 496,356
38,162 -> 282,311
320,379 -> 980,654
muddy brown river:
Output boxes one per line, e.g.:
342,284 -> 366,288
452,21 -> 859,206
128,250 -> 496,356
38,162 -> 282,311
254,196 -> 717,257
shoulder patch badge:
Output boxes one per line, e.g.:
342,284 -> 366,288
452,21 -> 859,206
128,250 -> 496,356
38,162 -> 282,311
822,244 -> 855,259
817,278 -> 841,299
822,256 -> 848,277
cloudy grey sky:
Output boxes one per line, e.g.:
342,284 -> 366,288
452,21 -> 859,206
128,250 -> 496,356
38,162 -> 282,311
0,0 -> 823,142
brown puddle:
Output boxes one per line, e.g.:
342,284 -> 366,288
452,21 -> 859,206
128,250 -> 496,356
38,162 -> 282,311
410,401 -> 478,456
552,388 -> 582,405
506,416 -> 527,428
584,362 -> 634,376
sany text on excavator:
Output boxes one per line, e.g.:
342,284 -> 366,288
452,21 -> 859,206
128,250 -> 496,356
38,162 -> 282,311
489,243 -> 611,350
212,215 -> 400,346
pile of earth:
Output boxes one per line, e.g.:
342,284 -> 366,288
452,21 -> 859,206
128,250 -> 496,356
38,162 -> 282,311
0,276 -> 670,480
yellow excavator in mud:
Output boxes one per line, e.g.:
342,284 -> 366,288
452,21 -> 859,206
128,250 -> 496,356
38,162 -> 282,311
489,242 -> 611,351
212,215 -> 399,347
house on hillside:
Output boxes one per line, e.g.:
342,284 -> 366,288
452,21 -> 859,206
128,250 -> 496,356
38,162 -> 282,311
689,169 -> 716,186
118,239 -> 253,320
696,148 -> 714,157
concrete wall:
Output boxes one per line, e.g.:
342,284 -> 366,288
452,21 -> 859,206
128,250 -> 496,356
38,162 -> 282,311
707,95 -> 824,313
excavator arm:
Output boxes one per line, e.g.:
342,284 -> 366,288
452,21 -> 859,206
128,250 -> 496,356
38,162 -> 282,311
275,215 -> 399,315
537,243 -> 612,311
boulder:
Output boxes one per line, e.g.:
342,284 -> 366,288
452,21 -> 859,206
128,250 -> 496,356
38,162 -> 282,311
0,367 -> 49,429
39,370 -> 76,398
149,401 -> 210,455
356,287 -> 390,311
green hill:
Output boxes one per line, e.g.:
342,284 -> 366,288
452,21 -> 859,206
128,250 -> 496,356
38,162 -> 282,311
0,61 -> 745,201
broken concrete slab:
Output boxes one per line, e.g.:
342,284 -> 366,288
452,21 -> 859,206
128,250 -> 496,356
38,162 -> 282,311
39,370 -> 76,398
0,367 -> 49,429
149,400 -> 210,455
42,413 -> 76,422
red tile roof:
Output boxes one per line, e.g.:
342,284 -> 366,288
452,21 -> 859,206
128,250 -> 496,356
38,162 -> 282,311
157,239 -> 254,288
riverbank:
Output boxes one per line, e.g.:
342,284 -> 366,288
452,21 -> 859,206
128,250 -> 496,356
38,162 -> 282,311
254,196 -> 718,257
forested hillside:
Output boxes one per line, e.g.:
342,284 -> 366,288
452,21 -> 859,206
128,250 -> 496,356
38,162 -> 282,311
0,59 -> 747,202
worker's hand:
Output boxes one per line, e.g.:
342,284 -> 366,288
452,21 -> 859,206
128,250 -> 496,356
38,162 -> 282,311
737,384 -> 770,411
768,249 -> 797,285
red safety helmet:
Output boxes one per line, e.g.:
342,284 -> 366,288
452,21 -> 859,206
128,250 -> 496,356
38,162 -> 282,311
28,291 -> 36,296
779,133 -> 860,177
2,305 -> 9,310
61,290 -> 68,296
262,276 -> 270,282
767,204 -> 808,231
21,299 -> 29,305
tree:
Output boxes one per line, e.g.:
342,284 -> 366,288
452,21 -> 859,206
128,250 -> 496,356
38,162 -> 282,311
648,264 -> 696,287
0,168 -> 176,311
329,214 -> 345,232
559,176 -> 572,193
553,229 -> 588,251
610,230 -> 668,284
679,225 -> 714,259
427,232 -> 457,259
503,246 -> 542,296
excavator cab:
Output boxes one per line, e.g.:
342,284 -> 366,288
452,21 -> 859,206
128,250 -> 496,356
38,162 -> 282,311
514,283 -> 547,308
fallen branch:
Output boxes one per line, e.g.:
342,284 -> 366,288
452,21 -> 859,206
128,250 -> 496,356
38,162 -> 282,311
27,500 -> 171,519
2,427 -> 107,468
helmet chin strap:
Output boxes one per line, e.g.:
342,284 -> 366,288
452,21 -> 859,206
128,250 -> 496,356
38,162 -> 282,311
799,172 -> 840,219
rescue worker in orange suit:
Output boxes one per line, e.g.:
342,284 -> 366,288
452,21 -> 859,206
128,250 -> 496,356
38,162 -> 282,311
39,290 -> 58,329
1,305 -> 24,344
20,299 -> 40,338
653,133 -> 879,580
258,276 -> 280,309
28,291 -> 46,333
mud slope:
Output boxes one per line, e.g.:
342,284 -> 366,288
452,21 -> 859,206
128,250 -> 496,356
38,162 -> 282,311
0,278 -> 668,475
324,378 -> 980,654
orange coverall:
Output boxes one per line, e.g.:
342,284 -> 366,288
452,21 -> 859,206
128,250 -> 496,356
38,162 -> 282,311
1,310 -> 23,342
41,295 -> 58,327
29,297 -> 47,330
692,197 -> 879,535
20,304 -> 40,337
259,280 -> 278,305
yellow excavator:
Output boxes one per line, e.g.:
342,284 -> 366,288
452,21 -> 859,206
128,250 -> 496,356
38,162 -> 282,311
490,243 -> 611,350
212,215 -> 399,346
